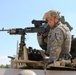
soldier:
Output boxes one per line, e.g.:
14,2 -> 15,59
43,10 -> 72,64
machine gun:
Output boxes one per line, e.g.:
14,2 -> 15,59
0,20 -> 47,61
0,20 -> 47,34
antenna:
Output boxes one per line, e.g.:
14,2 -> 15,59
15,40 -> 19,60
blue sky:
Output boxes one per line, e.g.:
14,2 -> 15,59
0,0 -> 76,65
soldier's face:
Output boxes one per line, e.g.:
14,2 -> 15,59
47,17 -> 57,28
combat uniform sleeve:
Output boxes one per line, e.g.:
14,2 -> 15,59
49,28 -> 64,61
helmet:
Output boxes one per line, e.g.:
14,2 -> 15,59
18,70 -> 37,75
43,10 -> 60,20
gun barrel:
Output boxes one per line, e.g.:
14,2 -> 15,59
0,28 -> 9,31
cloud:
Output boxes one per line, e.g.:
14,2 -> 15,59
0,56 -> 10,65
0,56 -> 7,59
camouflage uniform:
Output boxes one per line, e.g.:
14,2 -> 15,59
46,22 -> 71,62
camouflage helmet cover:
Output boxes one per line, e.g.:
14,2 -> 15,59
43,10 -> 60,20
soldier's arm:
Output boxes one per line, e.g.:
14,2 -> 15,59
49,28 -> 64,60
